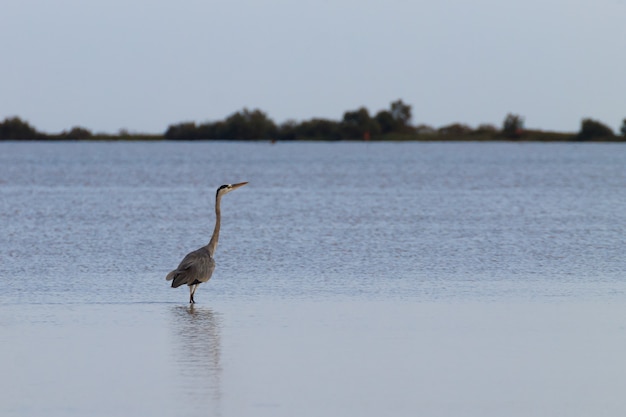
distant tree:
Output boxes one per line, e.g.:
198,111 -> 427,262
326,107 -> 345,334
276,120 -> 298,140
0,116 -> 42,140
165,110 -> 277,140
502,113 -> 524,138
375,110 -> 395,134
341,107 -> 378,139
470,124 -> 498,138
374,100 -> 413,135
220,111 -> 246,139
165,122 -> 198,140
220,108 -> 277,140
62,126 -> 92,140
390,99 -> 412,129
197,121 -> 222,139
474,124 -> 498,134
577,118 -> 614,141
620,118 -> 626,137
295,118 -> 341,140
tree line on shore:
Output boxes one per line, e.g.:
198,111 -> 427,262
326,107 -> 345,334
2,99 -> 626,141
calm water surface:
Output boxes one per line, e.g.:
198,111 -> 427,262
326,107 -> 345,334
1,141 -> 626,416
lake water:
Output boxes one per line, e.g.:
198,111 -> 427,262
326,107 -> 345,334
1,141 -> 626,416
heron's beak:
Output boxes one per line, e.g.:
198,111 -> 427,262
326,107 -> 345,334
231,182 -> 248,190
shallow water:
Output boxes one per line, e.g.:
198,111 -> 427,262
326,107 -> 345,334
1,141 -> 626,416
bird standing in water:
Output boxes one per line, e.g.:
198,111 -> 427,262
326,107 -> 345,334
166,182 -> 248,303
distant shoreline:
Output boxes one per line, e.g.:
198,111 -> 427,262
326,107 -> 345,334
3,135 -> 626,143
2,99 -> 625,142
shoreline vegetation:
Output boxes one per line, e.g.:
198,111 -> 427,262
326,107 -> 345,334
2,100 -> 625,142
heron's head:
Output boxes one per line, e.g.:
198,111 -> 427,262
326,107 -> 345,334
216,182 -> 248,199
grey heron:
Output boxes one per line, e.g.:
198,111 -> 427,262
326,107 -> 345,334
166,182 -> 248,303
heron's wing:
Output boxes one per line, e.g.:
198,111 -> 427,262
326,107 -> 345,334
166,247 -> 215,287
176,249 -> 205,271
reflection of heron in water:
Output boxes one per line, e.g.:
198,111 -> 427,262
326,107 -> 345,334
171,305 -> 222,413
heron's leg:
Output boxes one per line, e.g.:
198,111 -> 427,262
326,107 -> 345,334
189,285 -> 196,304
192,284 -> 199,302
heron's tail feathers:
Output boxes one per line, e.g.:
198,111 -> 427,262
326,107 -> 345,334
166,270 -> 186,288
168,270 -> 189,288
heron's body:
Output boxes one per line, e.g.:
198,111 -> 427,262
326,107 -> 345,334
166,182 -> 247,303
166,247 -> 216,288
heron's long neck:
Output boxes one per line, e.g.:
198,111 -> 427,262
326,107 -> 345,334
206,195 -> 222,257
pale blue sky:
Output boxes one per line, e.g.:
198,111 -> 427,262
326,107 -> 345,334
2,0 -> 625,134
